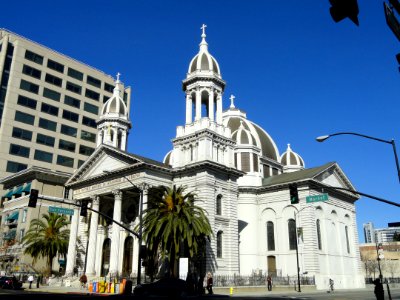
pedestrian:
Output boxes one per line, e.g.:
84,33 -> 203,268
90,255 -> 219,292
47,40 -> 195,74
206,272 -> 213,295
27,274 -> 34,289
79,273 -> 87,289
36,274 -> 41,288
266,274 -> 272,291
373,278 -> 384,300
329,278 -> 334,292
73,266 -> 78,277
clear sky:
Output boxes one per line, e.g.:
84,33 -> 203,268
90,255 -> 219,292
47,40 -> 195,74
2,0 -> 399,242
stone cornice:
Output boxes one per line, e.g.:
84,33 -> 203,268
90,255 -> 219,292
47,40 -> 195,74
97,117 -> 132,128
182,76 -> 226,91
172,160 -> 244,178
173,128 -> 234,146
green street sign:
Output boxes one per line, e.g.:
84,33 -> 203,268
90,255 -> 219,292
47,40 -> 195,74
306,193 -> 329,203
49,206 -> 74,216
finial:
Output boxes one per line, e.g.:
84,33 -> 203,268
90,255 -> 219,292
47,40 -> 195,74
201,24 -> 207,37
116,72 -> 121,83
287,144 -> 292,150
230,95 -> 236,109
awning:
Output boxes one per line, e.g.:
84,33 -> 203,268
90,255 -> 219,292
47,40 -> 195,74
2,189 -> 13,199
6,211 -> 19,221
13,185 -> 24,196
3,229 -> 16,240
22,182 -> 31,193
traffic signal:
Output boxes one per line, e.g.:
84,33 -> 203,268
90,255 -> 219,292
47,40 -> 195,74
28,189 -> 39,208
289,183 -> 299,204
80,201 -> 88,217
329,0 -> 359,26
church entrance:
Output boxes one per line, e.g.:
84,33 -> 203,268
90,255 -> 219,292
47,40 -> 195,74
122,236 -> 133,276
101,238 -> 111,276
267,255 -> 276,276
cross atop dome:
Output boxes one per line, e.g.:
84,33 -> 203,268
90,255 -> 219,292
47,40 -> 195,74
200,23 -> 208,50
230,94 -> 236,109
116,72 -> 121,83
201,24 -> 207,37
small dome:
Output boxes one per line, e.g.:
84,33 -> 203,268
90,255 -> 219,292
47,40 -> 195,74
187,25 -> 221,77
101,76 -> 128,120
231,121 -> 257,146
280,144 -> 305,172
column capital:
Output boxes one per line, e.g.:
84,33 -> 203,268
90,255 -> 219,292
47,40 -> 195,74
90,195 -> 100,205
112,189 -> 123,198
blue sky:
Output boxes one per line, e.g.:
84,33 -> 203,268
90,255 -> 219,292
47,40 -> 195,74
3,0 -> 399,242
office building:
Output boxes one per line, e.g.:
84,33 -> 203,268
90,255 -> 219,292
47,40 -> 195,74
363,222 -> 375,243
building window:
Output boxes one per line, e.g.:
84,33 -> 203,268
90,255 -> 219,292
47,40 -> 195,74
39,118 -> 57,131
78,159 -> 85,168
60,124 -> 77,137
317,219 -> 322,250
267,221 -> 275,251
84,102 -> 98,115
9,144 -> 30,158
12,127 -> 32,141
79,145 -> 95,156
17,95 -> 37,109
85,89 -> 100,101
20,79 -> 39,94
104,83 -> 114,93
253,153 -> 259,172
67,68 -> 83,81
22,209 -> 27,223
81,130 -> 96,142
15,111 -> 35,125
36,133 -> 55,147
345,226 -> 350,254
288,219 -> 297,250
241,153 -> 250,172
87,75 -> 101,88
45,73 -> 62,87
66,81 -> 82,94
43,88 -> 61,101
217,231 -> 223,258
47,59 -> 64,73
6,161 -> 27,173
82,116 -> 96,128
59,139 -> 76,152
25,50 -> 43,65
41,103 -> 59,116
216,194 -> 222,215
62,110 -> 79,123
22,65 -> 41,79
34,149 -> 53,163
57,155 -> 74,167
64,95 -> 80,108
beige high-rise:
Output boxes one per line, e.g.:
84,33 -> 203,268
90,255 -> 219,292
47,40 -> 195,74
0,29 -> 131,186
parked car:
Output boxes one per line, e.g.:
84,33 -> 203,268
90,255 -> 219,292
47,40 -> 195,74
0,276 -> 23,289
133,277 -> 188,298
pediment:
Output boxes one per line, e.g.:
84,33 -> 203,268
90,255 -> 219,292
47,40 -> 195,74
66,144 -> 143,186
313,163 -> 355,191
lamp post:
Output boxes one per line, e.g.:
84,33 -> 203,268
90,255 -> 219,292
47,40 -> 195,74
316,132 -> 400,183
103,170 -> 148,285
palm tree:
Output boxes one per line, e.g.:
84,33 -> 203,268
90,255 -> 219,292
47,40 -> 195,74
142,185 -> 213,278
22,212 -> 70,275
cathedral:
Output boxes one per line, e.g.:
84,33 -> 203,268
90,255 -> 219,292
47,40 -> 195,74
64,26 -> 365,290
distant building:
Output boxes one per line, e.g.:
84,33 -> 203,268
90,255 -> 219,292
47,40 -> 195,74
375,227 -> 400,243
363,222 -> 375,243
388,222 -> 400,227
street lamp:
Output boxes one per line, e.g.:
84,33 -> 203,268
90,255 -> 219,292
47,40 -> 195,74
316,132 -> 400,183
103,170 -> 147,285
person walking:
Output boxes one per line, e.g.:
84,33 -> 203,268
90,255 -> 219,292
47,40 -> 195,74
27,275 -> 34,289
328,278 -> 334,292
266,274 -> 272,291
206,272 -> 213,295
373,279 -> 384,300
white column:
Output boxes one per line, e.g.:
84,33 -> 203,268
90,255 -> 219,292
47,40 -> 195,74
97,131 -> 103,147
137,188 -> 148,279
208,90 -> 214,121
195,89 -> 201,121
66,206 -> 80,276
86,196 -> 100,275
186,93 -> 192,124
216,94 -> 223,124
113,129 -> 118,148
121,131 -> 127,151
109,190 -> 122,275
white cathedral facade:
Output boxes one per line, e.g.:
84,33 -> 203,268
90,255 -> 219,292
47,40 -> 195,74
64,27 -> 365,290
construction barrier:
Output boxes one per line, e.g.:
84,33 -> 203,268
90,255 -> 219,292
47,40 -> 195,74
88,282 -> 93,293
99,281 -> 105,293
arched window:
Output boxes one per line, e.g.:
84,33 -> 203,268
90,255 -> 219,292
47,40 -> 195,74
288,219 -> 297,250
267,221 -> 275,251
345,226 -> 350,254
217,231 -> 223,258
216,195 -> 222,215
122,237 -> 133,276
316,219 -> 322,250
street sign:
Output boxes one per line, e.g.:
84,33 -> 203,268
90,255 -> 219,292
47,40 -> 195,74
306,193 -> 329,203
384,2 -> 400,42
48,206 -> 74,216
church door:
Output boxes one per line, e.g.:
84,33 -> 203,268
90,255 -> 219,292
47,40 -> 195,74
122,237 -> 133,276
267,255 -> 277,276
101,238 -> 111,277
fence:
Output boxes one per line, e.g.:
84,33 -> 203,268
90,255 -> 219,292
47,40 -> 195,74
212,274 -> 315,287
365,277 -> 400,284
